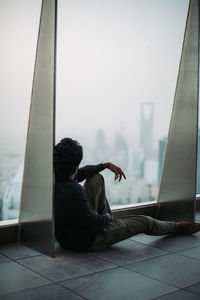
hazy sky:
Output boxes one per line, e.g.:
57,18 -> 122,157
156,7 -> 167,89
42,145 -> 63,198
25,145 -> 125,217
0,0 -> 189,151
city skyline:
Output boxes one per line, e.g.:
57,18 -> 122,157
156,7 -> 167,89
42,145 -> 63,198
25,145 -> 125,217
0,101 -> 168,220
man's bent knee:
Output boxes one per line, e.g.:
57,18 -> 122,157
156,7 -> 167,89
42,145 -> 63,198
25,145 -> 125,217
84,173 -> 105,189
85,173 -> 104,184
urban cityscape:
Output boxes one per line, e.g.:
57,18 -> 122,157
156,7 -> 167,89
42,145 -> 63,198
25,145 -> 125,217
0,102 -> 170,221
1,102 -> 200,221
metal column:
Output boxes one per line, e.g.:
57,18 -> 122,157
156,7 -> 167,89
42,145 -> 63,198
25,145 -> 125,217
19,0 -> 57,256
157,0 -> 199,221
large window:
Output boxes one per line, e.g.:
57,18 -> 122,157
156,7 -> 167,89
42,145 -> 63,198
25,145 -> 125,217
0,0 -> 191,222
56,0 -> 189,208
0,0 -> 41,221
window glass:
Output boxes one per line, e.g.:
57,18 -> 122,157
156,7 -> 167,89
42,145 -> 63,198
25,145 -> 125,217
0,0 -> 41,221
0,0 -> 190,221
56,0 -> 189,208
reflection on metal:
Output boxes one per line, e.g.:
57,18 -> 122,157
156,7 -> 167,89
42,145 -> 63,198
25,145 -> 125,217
157,0 -> 199,221
19,0 -> 57,256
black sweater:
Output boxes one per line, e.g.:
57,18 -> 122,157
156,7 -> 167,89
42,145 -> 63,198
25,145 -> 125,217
55,164 -> 110,251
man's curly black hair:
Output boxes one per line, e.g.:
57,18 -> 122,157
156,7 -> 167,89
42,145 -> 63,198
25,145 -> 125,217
54,138 -> 83,180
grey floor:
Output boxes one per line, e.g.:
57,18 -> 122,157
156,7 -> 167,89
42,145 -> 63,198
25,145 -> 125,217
1,214 -> 200,300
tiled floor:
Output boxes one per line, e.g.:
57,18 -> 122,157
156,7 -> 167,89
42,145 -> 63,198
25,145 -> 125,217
1,213 -> 200,300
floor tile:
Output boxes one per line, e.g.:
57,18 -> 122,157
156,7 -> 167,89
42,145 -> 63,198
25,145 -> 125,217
55,245 -> 92,261
0,261 -> 50,296
130,234 -> 164,245
176,246 -> 200,261
18,254 -> 117,282
61,267 -> 177,300
126,253 -> 200,288
185,282 -> 200,296
0,243 -> 40,260
0,253 -> 10,263
131,233 -> 200,252
152,289 -> 200,300
105,238 -> 139,247
0,284 -> 84,300
92,239 -> 169,266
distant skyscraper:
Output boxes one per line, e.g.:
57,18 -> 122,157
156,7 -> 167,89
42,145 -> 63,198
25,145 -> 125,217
2,164 -> 23,220
94,128 -> 107,162
96,128 -> 106,151
128,147 -> 143,176
140,102 -> 154,159
114,132 -> 128,171
158,137 -> 167,185
144,159 -> 158,185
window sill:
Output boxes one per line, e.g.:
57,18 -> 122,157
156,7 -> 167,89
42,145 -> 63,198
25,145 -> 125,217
0,219 -> 19,227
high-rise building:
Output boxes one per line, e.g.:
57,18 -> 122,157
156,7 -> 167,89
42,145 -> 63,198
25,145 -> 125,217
96,129 -> 106,151
94,128 -> 107,162
158,137 -> 167,186
2,164 -> 23,220
114,132 -> 128,171
144,159 -> 158,185
140,102 -> 154,159
127,147 -> 143,176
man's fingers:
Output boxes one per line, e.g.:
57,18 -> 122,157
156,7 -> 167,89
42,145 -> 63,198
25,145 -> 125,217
113,167 -> 126,182
119,173 -> 122,182
118,168 -> 126,180
122,171 -> 126,180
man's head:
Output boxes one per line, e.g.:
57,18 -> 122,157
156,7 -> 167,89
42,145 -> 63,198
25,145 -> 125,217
54,138 -> 83,180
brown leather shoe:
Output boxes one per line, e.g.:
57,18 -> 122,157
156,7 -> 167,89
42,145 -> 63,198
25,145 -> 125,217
176,221 -> 200,235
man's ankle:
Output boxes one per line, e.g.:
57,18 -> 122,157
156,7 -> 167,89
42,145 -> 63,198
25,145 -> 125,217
176,221 -> 200,235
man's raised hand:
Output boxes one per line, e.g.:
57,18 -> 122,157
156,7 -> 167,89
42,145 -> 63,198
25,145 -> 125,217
103,162 -> 126,182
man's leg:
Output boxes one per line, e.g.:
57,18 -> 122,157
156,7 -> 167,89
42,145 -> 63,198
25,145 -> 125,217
119,215 -> 178,236
84,173 -> 112,215
88,215 -> 178,252
85,174 -> 200,252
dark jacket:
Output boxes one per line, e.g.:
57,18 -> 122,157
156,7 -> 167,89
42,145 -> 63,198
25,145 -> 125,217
55,164 -> 110,251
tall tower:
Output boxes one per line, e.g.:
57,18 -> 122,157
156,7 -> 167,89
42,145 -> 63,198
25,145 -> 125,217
140,102 -> 154,159
96,128 -> 106,152
94,128 -> 107,162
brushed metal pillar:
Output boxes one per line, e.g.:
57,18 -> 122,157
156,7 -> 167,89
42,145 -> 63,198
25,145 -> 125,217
157,0 -> 199,221
19,0 -> 57,256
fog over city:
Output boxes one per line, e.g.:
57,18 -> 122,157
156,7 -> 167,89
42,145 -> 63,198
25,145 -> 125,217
56,0 -> 189,149
0,0 -> 190,219
0,0 -> 189,149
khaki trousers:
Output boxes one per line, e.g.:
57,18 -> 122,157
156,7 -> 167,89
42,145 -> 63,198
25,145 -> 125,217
84,174 -> 178,252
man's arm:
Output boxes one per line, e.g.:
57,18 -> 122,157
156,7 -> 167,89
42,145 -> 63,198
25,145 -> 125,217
75,164 -> 105,182
76,162 -> 126,182
71,185 -> 110,234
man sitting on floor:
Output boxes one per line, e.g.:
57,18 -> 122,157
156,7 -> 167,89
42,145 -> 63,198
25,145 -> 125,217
54,137 -> 200,252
